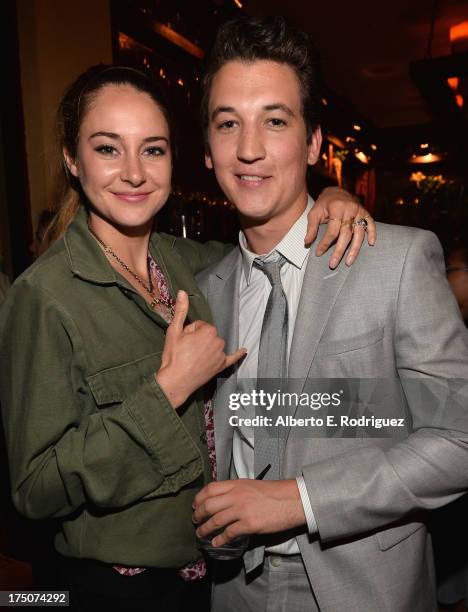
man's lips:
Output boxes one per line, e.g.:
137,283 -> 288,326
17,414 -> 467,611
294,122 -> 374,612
235,174 -> 272,187
111,192 -> 153,202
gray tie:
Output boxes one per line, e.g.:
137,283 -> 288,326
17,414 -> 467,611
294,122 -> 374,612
242,255 -> 289,574
254,255 -> 289,481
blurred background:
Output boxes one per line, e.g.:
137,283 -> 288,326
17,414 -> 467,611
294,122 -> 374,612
1,0 -> 468,596
1,0 -> 468,282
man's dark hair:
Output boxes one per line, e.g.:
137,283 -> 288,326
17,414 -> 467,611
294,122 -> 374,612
201,16 -> 322,144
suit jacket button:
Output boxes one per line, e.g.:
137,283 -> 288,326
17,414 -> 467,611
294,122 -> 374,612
270,556 -> 281,567
200,432 -> 207,445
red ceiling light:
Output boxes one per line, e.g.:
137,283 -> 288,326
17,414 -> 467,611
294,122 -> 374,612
450,21 -> 468,44
450,21 -> 468,53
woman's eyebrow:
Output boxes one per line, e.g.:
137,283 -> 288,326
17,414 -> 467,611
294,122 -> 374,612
89,131 -> 120,140
89,131 -> 168,143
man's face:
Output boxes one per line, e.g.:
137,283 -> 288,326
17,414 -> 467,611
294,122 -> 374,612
205,60 -> 321,225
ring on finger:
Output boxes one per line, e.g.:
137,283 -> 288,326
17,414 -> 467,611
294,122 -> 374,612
341,219 -> 354,228
352,218 -> 368,231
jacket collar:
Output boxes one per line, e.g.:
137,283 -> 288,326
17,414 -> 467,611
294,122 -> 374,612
65,207 -> 123,285
65,206 -> 165,287
64,206 -> 212,324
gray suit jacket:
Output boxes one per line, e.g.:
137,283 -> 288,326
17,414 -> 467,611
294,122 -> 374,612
197,223 -> 468,612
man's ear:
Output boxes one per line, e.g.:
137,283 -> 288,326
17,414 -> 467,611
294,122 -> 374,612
205,146 -> 213,170
63,147 -> 79,177
307,126 -> 323,166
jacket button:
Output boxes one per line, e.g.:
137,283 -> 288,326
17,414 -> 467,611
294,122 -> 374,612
200,432 -> 207,445
270,556 -> 281,567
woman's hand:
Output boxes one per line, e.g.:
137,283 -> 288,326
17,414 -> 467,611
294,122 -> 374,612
305,187 -> 376,269
156,291 -> 246,409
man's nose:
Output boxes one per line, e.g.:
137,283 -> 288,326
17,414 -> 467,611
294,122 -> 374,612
236,126 -> 266,164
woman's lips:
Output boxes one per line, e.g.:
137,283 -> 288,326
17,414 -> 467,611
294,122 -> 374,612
111,192 -> 152,202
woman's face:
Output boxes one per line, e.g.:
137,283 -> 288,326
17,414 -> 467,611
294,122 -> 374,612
65,84 -> 172,232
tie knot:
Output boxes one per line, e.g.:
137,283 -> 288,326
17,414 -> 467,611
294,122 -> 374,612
254,255 -> 286,286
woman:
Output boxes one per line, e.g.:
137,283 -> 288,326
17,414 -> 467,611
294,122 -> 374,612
0,64 -> 372,610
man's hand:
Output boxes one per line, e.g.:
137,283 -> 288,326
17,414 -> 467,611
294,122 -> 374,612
192,479 -> 306,547
305,186 -> 377,269
156,291 -> 246,408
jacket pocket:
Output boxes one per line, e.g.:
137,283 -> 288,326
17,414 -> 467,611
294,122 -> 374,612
376,521 -> 425,551
86,352 -> 162,406
316,327 -> 384,357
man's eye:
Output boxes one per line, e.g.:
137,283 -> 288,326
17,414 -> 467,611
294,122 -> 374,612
144,146 -> 166,157
95,145 -> 118,156
268,118 -> 287,127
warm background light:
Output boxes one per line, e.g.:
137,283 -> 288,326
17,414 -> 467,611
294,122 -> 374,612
355,151 -> 369,164
410,153 -> 443,164
450,21 -> 468,44
450,21 -> 468,53
327,134 -> 345,148
153,22 -> 205,59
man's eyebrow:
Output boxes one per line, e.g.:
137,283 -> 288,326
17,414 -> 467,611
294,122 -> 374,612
263,103 -> 295,116
210,106 -> 236,121
89,131 -> 168,143
210,104 -> 295,122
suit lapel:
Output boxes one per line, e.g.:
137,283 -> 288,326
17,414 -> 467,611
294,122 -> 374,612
205,248 -> 242,480
283,253 -> 352,448
207,248 -> 241,354
289,255 -> 352,381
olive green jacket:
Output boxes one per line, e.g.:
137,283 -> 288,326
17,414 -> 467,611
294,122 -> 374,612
0,207 -> 230,568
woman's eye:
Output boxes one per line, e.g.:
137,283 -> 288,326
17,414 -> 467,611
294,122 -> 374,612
218,120 -> 236,130
144,146 -> 165,157
95,145 -> 118,156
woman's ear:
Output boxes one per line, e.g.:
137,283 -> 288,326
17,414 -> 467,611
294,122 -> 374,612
205,146 -> 213,170
63,148 -> 79,177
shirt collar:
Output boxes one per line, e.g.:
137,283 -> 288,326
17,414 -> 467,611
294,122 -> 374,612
239,195 -> 313,285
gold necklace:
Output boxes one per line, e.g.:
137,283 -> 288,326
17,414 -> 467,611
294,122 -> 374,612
87,223 -> 175,316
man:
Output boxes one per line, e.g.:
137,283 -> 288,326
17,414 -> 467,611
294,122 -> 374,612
192,16 -> 468,612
